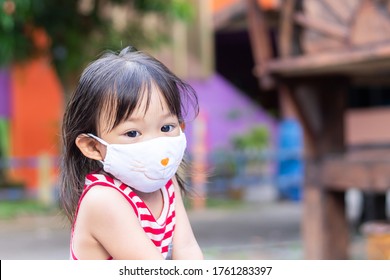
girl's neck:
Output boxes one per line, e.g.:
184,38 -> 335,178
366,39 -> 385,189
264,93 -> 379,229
101,170 -> 163,214
134,188 -> 164,220
133,188 -> 161,201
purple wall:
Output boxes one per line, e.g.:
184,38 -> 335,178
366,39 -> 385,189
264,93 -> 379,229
0,68 -> 11,118
186,74 -> 277,153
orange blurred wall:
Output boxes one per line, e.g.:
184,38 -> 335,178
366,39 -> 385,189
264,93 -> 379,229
212,0 -> 240,13
212,0 -> 280,13
10,57 -> 63,189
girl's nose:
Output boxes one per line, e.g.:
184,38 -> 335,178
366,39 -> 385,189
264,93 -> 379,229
161,158 -> 169,166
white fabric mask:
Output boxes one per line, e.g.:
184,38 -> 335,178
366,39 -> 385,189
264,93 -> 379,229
88,130 -> 187,193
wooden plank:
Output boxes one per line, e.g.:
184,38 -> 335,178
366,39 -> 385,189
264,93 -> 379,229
346,108 -> 390,146
304,0 -> 342,25
388,0 -> 390,14
346,0 -> 364,41
279,84 -> 316,156
294,12 -> 348,40
321,0 -> 356,24
303,163 -> 351,260
246,0 -> 271,68
350,0 -> 390,46
302,30 -> 346,54
372,164 -> 390,191
293,84 -> 323,139
300,0 -> 363,54
245,0 -> 274,89
351,74 -> 390,86
302,185 -> 326,259
266,43 -> 390,76
293,80 -> 348,259
322,190 -> 349,259
320,149 -> 390,192
278,0 -> 296,58
279,77 -> 348,157
344,0 -> 364,11
318,82 -> 347,155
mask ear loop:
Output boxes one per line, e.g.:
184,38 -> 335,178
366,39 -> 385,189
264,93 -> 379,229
87,133 -> 109,146
86,133 -> 108,164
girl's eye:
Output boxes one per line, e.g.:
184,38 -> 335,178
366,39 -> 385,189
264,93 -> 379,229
161,125 -> 174,133
125,130 -> 140,138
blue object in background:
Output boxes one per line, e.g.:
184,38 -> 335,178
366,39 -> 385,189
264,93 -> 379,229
276,118 -> 304,201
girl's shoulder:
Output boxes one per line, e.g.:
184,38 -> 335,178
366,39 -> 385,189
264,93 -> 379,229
72,179 -> 145,258
81,172 -> 140,214
74,176 -> 141,232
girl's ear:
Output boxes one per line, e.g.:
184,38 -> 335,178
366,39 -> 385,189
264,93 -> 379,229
75,134 -> 104,161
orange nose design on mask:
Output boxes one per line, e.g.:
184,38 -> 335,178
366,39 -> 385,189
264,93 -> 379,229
161,158 -> 169,166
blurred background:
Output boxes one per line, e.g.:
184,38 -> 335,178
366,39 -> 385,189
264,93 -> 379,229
1,0 -> 390,260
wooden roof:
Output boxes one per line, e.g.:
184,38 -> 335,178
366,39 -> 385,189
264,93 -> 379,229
265,42 -> 390,77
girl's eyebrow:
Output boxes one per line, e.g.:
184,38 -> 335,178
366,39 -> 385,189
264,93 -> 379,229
161,112 -> 176,119
124,112 -> 176,122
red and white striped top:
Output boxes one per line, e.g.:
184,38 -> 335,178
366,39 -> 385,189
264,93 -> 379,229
70,172 -> 176,260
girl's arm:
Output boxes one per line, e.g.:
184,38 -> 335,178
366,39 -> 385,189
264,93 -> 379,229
171,177 -> 204,260
78,185 -> 165,260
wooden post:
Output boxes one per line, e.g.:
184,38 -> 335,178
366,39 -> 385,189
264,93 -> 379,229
280,77 -> 350,259
304,77 -> 348,259
322,189 -> 349,259
198,0 -> 214,78
279,83 -> 316,157
245,0 -> 274,89
279,0 -> 296,58
172,19 -> 188,78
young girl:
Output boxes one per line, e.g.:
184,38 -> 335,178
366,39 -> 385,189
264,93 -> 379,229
60,46 -> 203,260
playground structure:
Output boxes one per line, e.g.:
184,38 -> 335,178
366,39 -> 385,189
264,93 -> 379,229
244,0 -> 390,259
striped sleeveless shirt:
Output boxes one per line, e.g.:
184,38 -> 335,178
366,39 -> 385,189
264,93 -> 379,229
70,173 -> 176,260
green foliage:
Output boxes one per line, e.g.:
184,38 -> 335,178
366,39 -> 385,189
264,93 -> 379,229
134,0 -> 194,21
211,149 -> 238,178
0,200 -> 53,219
232,126 -> 269,151
0,0 -> 194,82
0,0 -> 34,64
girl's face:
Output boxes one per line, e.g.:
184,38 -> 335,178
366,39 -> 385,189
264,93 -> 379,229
96,84 -> 180,159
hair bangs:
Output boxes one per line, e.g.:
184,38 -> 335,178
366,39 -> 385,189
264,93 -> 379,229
145,60 -> 199,124
95,50 -> 199,134
99,63 -> 151,133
